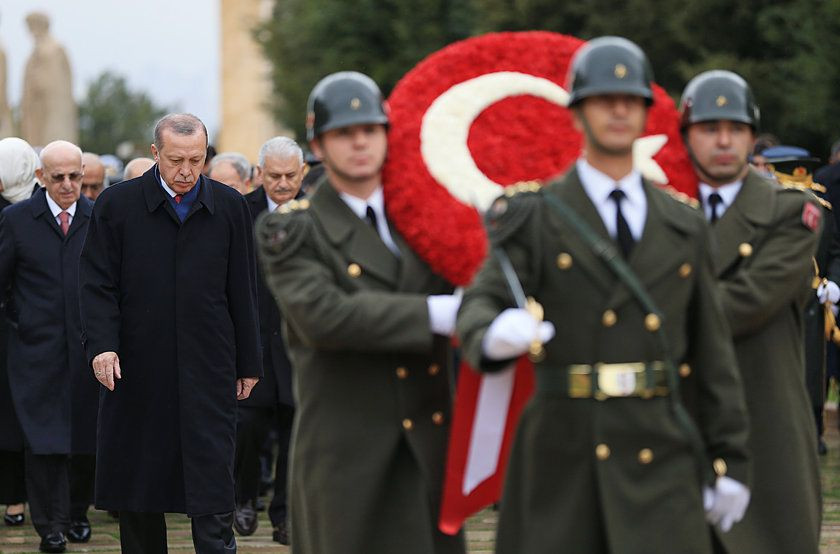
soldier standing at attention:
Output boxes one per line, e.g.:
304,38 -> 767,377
680,70 -> 822,553
255,72 -> 466,554
456,37 -> 751,554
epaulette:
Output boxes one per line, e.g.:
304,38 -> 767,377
777,182 -> 831,209
659,185 -> 700,209
255,202 -> 312,263
485,181 -> 542,244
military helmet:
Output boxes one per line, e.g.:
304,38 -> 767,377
679,70 -> 760,130
306,71 -> 389,141
566,36 -> 655,107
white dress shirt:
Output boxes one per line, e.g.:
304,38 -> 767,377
576,158 -> 646,240
158,174 -> 178,198
698,181 -> 743,222
339,187 -> 400,256
265,191 -> 280,213
45,192 -> 77,227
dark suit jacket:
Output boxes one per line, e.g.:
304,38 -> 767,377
0,188 -> 94,455
242,187 -> 293,407
79,167 -> 261,515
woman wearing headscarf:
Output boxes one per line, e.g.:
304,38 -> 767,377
0,137 -> 39,526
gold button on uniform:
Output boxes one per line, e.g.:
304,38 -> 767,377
638,448 -> 654,464
556,253 -> 573,270
402,419 -> 414,431
713,458 -> 728,477
738,243 -> 753,257
396,367 -> 408,379
428,364 -> 440,376
644,313 -> 661,332
602,310 -> 617,327
432,411 -> 445,425
679,363 -> 691,378
595,443 -> 610,460
347,263 -> 362,278
678,263 -> 692,278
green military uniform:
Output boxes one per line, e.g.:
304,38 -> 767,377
708,169 -> 821,553
457,168 -> 750,554
255,179 -> 465,554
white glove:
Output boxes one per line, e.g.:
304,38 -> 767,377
703,476 -> 750,533
427,292 -> 462,336
817,280 -> 840,304
481,308 -> 556,360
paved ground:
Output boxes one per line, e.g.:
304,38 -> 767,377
3,410 -> 840,553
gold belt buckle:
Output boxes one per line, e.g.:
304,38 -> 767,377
596,362 -> 644,397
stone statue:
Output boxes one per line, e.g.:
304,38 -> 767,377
0,13 -> 13,138
20,12 -> 78,146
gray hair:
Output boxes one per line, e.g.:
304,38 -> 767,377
153,113 -> 208,150
258,136 -> 303,167
208,152 -> 251,182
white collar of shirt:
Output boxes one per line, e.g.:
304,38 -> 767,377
698,180 -> 742,222
338,186 -> 400,256
576,158 -> 646,240
265,190 -> 280,213
158,173 -> 178,198
45,192 -> 76,221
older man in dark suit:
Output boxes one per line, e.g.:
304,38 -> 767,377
233,136 -> 305,542
79,113 -> 261,554
0,140 -> 94,553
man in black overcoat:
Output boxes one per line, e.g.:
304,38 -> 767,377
233,136 -> 305,542
0,140 -> 94,553
78,114 -> 261,554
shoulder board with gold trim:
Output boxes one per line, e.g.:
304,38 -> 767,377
659,185 -> 700,209
486,181 -> 543,244
255,206 -> 312,263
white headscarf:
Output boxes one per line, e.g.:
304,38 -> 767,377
0,137 -> 40,205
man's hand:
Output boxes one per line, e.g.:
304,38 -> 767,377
92,351 -> 121,391
482,308 -> 556,360
237,378 -> 259,400
703,476 -> 750,532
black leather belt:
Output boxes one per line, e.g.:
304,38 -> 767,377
536,361 -> 669,399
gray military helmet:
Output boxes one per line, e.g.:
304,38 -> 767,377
306,71 -> 389,141
566,36 -> 655,107
679,70 -> 760,130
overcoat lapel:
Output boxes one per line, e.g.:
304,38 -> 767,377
65,198 -> 92,241
710,170 -> 774,276
312,182 -> 399,287
141,167 -> 182,227
29,189 -> 64,240
547,169 -> 615,293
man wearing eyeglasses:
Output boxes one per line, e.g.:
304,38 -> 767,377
0,140 -> 93,553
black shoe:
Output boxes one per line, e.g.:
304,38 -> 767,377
255,496 -> 266,512
272,522 -> 290,545
3,512 -> 25,526
39,532 -> 66,553
819,439 -> 828,456
233,501 -> 258,536
67,519 -> 91,543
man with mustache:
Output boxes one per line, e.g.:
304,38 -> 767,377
680,70 -> 822,553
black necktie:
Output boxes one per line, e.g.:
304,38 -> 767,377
708,192 -> 723,224
365,205 -> 380,237
609,189 -> 634,259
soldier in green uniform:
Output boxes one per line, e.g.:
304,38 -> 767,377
255,72 -> 466,554
680,70 -> 822,553
456,37 -> 751,554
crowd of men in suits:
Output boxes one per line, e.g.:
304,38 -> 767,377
0,33 -> 838,554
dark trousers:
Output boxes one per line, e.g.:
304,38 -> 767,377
0,449 -> 26,504
268,404 -> 294,527
69,454 -> 95,521
119,511 -> 236,554
24,449 -> 69,538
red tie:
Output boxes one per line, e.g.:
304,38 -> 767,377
58,211 -> 70,235
174,194 -> 184,204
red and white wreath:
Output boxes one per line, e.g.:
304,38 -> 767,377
383,31 -> 697,285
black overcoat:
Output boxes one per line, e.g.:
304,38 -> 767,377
79,167 -> 261,515
0,188 -> 94,455
242,187 -> 293,408
0,194 -> 25,453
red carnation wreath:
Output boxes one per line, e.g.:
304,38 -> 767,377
382,31 -> 697,286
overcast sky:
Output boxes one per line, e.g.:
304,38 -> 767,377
1,0 -> 220,139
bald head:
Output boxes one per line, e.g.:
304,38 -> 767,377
36,141 -> 83,210
123,157 -> 156,181
81,152 -> 106,200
